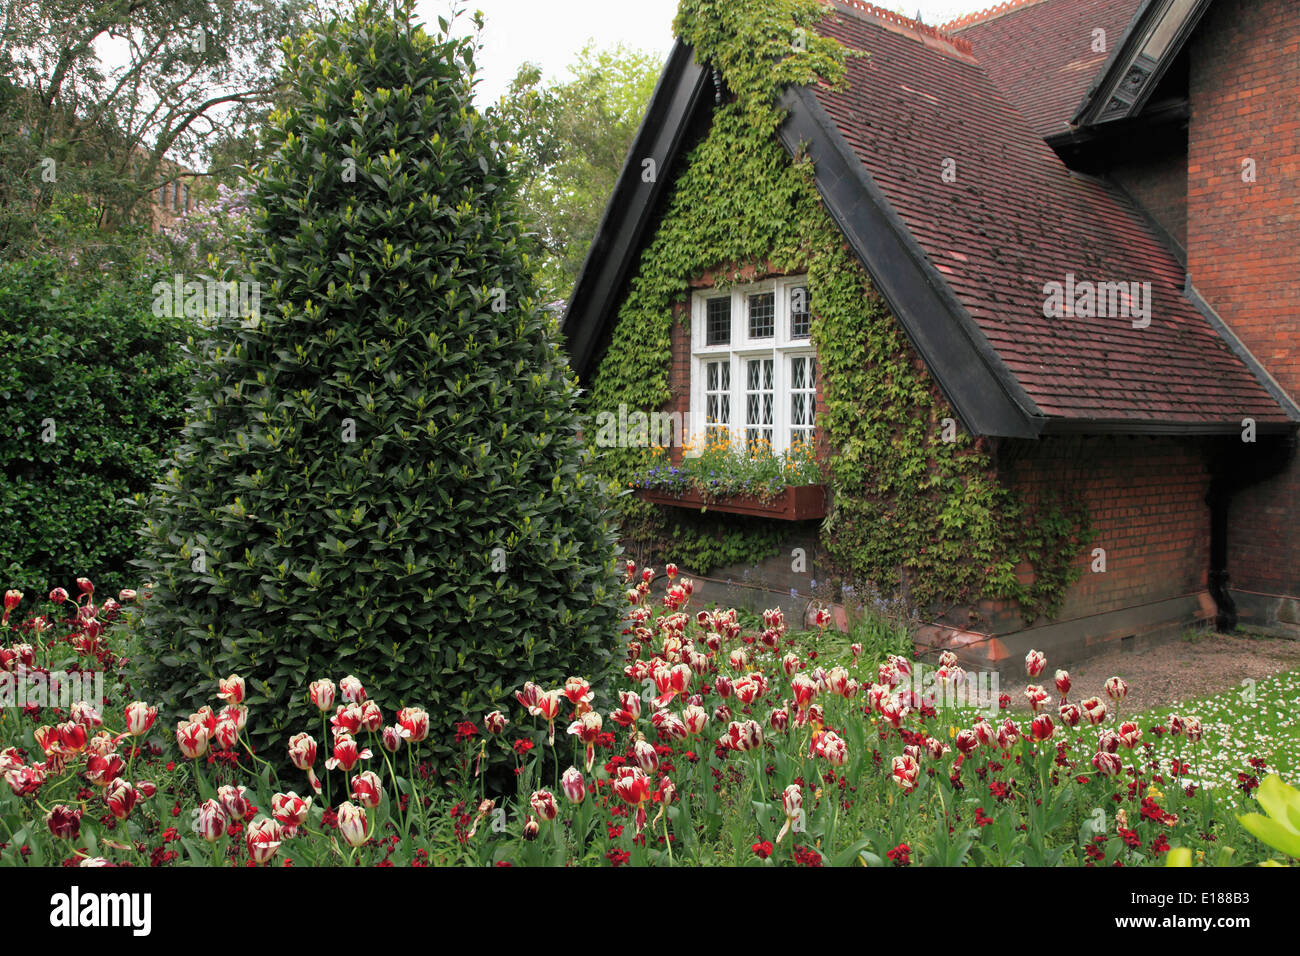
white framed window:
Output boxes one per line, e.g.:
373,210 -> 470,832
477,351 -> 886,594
689,276 -> 816,456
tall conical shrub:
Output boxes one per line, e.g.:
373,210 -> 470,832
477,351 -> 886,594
132,2 -> 622,769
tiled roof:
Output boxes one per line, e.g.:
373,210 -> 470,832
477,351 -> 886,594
946,0 -> 1146,139
811,2 -> 1290,425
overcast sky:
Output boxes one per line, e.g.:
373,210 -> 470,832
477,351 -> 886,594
420,0 -> 988,104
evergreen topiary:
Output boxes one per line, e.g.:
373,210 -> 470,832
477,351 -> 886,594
132,1 -> 623,770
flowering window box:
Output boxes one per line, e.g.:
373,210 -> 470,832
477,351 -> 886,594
636,483 -> 826,520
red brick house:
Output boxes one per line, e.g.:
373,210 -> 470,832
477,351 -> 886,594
561,0 -> 1300,669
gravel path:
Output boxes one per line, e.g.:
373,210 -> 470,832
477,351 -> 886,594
1011,632 -> 1300,713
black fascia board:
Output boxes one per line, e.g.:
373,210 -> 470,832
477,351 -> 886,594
561,40 -> 712,385
776,85 -> 1044,439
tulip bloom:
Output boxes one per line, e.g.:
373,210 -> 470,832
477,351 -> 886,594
217,674 -> 245,705
175,719 -> 210,759
1024,649 -> 1046,678
1080,696 -> 1107,725
246,817 -> 283,864
567,711 -> 603,772
381,726 -> 405,752
212,717 -> 240,752
271,792 -> 312,836
1058,702 -> 1082,727
124,701 -> 157,737
331,702 -> 364,737
954,729 -> 979,755
57,721 -> 88,755
1117,721 -> 1142,749
1184,716 -> 1203,742
288,732 -> 318,771
483,710 -> 509,735
6,765 -> 46,797
720,720 -> 764,753
47,804 -> 82,839
612,766 -> 653,834
339,675 -> 367,704
1092,751 -> 1123,777
326,733 -> 371,772
1105,676 -> 1128,701
350,770 -> 383,809
1030,714 -> 1055,742
309,679 -> 336,712
104,779 -> 137,820
776,784 -> 803,843
336,801 -> 368,847
84,753 -> 125,789
194,799 -> 227,842
529,789 -> 559,822
398,707 -> 429,742
218,784 -> 250,820
1054,669 -> 1071,698
812,730 -> 848,766
561,767 -> 586,804
891,754 -> 920,794
681,704 -> 708,736
1023,684 -> 1050,712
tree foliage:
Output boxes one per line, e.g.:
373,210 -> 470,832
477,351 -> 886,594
493,42 -> 662,298
132,0 -> 624,768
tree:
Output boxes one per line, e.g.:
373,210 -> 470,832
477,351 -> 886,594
0,0 -> 312,264
493,42 -> 662,298
132,0 -> 624,770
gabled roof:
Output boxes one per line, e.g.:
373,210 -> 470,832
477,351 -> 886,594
945,0 -> 1147,140
561,0 -> 1299,438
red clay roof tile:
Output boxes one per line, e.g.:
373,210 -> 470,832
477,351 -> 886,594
945,0 -> 1146,138
813,2 -> 1289,425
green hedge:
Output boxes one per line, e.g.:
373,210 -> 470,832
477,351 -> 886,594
0,258 -> 194,594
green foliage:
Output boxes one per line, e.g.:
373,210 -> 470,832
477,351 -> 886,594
631,433 -> 821,502
493,43 -> 663,297
0,257 -> 196,594
1237,774 -> 1300,863
0,0 -> 311,264
131,1 -> 624,770
587,0 -> 1089,618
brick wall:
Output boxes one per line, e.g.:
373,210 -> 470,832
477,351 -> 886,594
983,436 -> 1211,631
1187,0 -> 1300,600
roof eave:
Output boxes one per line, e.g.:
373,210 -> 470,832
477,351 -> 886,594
561,40 -> 713,385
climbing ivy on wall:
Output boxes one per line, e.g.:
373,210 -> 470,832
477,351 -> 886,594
587,0 -> 1091,620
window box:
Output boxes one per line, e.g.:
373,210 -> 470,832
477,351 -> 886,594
636,483 -> 826,520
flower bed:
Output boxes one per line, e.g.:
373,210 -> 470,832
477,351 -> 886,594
0,573 -> 1294,867
630,432 -> 823,509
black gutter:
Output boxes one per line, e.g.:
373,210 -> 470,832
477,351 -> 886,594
777,85 -> 1045,439
561,40 -> 712,385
